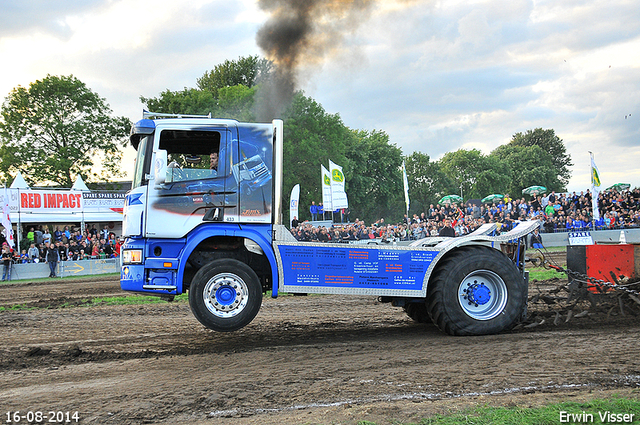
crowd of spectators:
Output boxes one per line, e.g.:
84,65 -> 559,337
526,188 -> 640,232
1,223 -> 123,265
292,187 -> 640,243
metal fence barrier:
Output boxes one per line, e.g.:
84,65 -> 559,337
3,258 -> 120,281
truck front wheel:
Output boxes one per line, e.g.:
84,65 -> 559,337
189,259 -> 262,332
427,246 -> 525,336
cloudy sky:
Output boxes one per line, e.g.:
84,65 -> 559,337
0,0 -> 638,193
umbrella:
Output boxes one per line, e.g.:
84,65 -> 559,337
606,183 -> 631,191
522,185 -> 547,196
438,194 -> 463,205
481,194 -> 504,203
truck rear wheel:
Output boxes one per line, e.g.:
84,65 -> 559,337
189,259 -> 262,332
403,302 -> 431,323
427,246 -> 525,336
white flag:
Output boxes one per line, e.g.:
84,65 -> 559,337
2,188 -> 15,251
321,165 -> 333,211
329,160 -> 348,209
402,161 -> 410,213
289,184 -> 300,228
589,152 -> 601,221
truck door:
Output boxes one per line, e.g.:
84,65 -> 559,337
233,123 -> 274,224
145,125 -> 239,238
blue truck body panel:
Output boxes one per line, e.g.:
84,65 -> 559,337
121,223 -> 275,296
276,243 -> 436,295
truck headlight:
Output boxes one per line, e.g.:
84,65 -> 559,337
122,249 -> 143,264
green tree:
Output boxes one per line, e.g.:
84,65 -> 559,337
438,149 -> 510,199
282,94 -> 407,223
140,88 -> 216,116
141,84 -> 256,121
215,85 -> 257,121
473,155 -> 512,199
509,128 -> 572,189
281,92 -> 351,220
491,144 -> 563,198
404,151 -> 456,214
0,74 -> 130,187
345,129 -> 404,223
141,56 -> 267,120
196,56 -> 272,94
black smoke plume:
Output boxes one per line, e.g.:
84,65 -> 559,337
254,0 -> 375,121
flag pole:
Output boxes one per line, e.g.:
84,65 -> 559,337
589,152 -> 594,232
2,184 -> 16,252
589,151 -> 601,232
402,161 -> 410,228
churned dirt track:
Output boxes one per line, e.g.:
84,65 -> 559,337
1,276 -> 639,425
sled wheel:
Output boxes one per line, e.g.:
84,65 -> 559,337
403,302 -> 431,323
189,259 -> 262,332
427,246 -> 525,336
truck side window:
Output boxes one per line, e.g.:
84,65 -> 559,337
131,135 -> 152,188
159,130 -> 222,183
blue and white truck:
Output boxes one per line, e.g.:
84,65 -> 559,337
120,112 -> 540,336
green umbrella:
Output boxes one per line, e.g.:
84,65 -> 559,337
438,194 -> 463,205
481,194 -> 504,203
522,185 -> 547,196
606,183 -> 631,191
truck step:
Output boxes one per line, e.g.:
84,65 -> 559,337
142,285 -> 177,291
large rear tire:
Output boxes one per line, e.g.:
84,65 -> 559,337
427,246 -> 525,336
189,259 -> 262,332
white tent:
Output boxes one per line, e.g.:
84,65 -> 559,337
71,175 -> 90,191
10,171 -> 29,189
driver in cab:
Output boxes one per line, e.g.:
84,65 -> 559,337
167,149 -> 218,182
210,150 -> 218,171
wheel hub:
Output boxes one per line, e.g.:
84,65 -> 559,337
463,281 -> 491,306
203,273 -> 248,317
213,285 -> 241,311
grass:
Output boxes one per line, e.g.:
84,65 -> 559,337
0,293 -> 188,311
0,303 -> 34,311
355,396 -> 640,425
529,268 -> 567,281
526,245 -> 566,253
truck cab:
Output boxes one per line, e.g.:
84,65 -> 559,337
121,113 -> 282,329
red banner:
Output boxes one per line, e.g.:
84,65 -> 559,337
20,191 -> 83,212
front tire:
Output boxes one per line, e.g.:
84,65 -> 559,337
427,246 -> 525,336
189,259 -> 262,332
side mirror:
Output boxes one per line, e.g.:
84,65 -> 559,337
154,149 -> 167,186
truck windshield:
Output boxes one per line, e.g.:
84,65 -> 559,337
160,129 -> 221,183
132,135 -> 151,189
